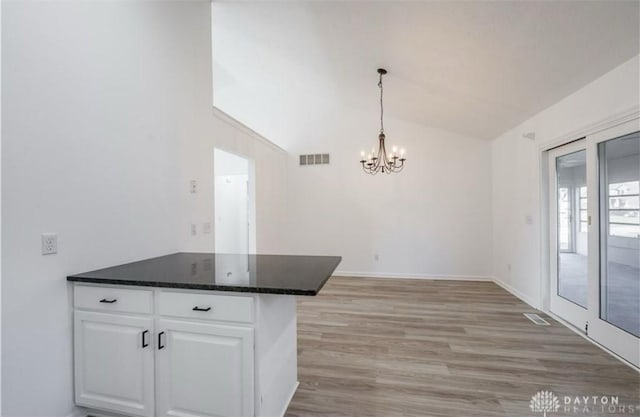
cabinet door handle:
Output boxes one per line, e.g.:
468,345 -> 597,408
192,306 -> 212,312
99,298 -> 117,304
141,330 -> 149,348
158,331 -> 165,350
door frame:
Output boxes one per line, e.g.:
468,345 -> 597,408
539,108 -> 640,369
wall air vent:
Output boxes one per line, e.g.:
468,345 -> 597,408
299,154 -> 330,166
523,313 -> 550,326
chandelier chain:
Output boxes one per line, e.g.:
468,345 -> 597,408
378,72 -> 384,133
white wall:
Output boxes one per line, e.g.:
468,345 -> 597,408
1,2 -> 287,416
491,55 -> 640,308
280,102 -> 493,279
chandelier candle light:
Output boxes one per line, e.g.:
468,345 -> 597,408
360,68 -> 406,174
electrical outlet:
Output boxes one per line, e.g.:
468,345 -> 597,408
191,224 -> 197,236
190,180 -> 197,194
374,254 -> 380,261
203,222 -> 212,234
41,233 -> 57,255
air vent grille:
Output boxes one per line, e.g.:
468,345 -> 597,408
524,313 -> 550,326
299,154 -> 330,166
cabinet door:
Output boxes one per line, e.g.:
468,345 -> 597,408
156,319 -> 254,417
74,311 -> 154,417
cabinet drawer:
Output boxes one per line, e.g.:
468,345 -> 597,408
158,291 -> 254,323
74,285 -> 153,315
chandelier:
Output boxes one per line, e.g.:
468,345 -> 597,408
360,68 -> 406,174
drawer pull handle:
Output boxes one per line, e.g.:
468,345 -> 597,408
193,306 -> 212,312
158,331 -> 165,350
99,298 -> 117,304
142,330 -> 149,348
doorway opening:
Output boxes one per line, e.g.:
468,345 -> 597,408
214,148 -> 256,254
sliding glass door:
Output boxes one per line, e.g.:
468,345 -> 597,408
548,119 -> 639,368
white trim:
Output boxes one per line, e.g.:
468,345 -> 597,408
275,381 -> 299,417
492,277 -> 541,310
211,106 -> 286,153
537,106 -> 639,152
332,271 -> 492,281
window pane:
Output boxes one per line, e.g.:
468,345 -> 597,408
609,181 -> 639,195
580,186 -> 587,197
610,223 -> 640,238
558,187 -> 571,251
609,196 -> 640,209
580,211 -> 588,222
599,131 -> 640,337
609,210 -> 640,225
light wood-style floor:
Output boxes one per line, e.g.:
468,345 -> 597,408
285,277 -> 639,417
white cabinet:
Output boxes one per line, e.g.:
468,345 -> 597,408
156,319 -> 254,417
74,311 -> 155,417
73,285 -> 296,417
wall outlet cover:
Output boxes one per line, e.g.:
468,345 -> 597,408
41,233 -> 57,255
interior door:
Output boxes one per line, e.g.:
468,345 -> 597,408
548,139 -> 589,331
155,319 -> 254,417
74,311 -> 154,417
586,120 -> 640,367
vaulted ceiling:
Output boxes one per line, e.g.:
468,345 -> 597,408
212,1 -> 639,145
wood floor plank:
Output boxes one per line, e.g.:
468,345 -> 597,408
286,277 -> 640,417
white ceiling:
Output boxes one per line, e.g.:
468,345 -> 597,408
212,1 -> 639,142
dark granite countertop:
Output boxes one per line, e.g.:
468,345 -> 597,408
67,252 -> 342,296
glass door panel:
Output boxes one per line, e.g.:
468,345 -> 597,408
585,120 -> 639,368
598,132 -> 640,338
549,142 -> 589,330
556,150 -> 589,309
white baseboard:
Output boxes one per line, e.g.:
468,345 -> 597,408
332,270 -> 492,281
492,276 -> 541,310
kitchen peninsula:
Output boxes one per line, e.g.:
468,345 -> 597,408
67,252 -> 341,417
